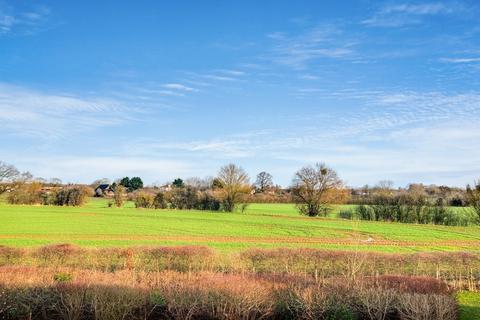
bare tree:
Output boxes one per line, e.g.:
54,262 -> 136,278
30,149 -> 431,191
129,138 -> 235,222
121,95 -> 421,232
373,180 -> 395,199
185,177 -> 213,190
0,161 -> 19,182
90,178 -> 111,188
217,164 -> 250,212
466,180 -> 480,220
291,163 -> 342,217
113,185 -> 125,208
376,180 -> 394,191
255,171 -> 273,192
49,178 -> 63,186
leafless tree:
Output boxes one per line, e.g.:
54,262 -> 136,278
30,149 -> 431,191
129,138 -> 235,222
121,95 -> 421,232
90,178 -> 111,188
255,171 -> 273,192
372,181 -> 395,200
185,176 -> 213,191
217,164 -> 250,212
376,180 -> 394,191
0,161 -> 19,182
291,162 -> 342,217
34,177 -> 47,184
17,171 -> 34,182
466,180 -> 480,219
49,178 -> 63,186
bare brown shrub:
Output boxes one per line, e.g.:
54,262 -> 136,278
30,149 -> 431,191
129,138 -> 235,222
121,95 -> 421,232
397,293 -> 458,320
368,275 -> 452,295
35,244 -> 84,260
354,287 -> 397,320
0,266 -> 460,320
91,285 -> 148,320
0,245 -> 477,290
7,182 -> 43,205
0,246 -> 24,264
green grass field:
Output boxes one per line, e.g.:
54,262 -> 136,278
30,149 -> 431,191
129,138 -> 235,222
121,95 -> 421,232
458,291 -> 480,320
0,198 -> 479,252
1,198 -> 480,316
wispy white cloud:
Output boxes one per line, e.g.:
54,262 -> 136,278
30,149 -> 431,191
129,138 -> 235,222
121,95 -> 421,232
0,14 -> 14,33
217,69 -> 246,76
136,88 -> 185,97
299,74 -> 319,80
295,88 -> 325,95
381,3 -> 454,15
0,83 -> 136,139
266,32 -> 286,40
118,89 -> 480,186
362,2 -> 465,27
125,139 -> 257,159
3,86 -> 478,186
202,74 -> 237,82
440,57 -> 480,63
0,3 -> 50,35
265,25 -> 356,69
162,83 -> 199,92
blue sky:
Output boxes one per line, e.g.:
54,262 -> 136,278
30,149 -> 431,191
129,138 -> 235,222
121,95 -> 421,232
1,0 -> 479,187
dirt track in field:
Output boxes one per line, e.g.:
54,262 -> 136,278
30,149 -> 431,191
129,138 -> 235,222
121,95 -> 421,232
1,233 -> 480,248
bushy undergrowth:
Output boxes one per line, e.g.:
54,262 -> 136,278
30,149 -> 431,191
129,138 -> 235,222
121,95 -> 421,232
135,188 -> 222,211
49,186 -> 92,206
241,248 -> 480,291
6,182 -> 43,205
0,267 -> 459,320
0,245 -> 479,292
339,197 -> 477,226
134,191 -> 155,208
7,184 -> 92,206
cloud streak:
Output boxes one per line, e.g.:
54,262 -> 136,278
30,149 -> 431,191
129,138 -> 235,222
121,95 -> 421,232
0,3 -> 50,35
362,2 -> 465,27
440,57 -> 480,63
162,83 -> 199,92
265,25 -> 356,69
116,88 -> 480,186
0,83 -> 136,139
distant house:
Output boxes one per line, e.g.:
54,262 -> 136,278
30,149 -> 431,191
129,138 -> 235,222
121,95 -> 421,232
95,184 -> 114,197
157,184 -> 173,192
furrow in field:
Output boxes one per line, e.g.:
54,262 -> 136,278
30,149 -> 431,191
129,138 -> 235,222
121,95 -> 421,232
1,233 -> 480,248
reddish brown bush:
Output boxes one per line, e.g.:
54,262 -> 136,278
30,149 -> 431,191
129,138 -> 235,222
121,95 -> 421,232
397,293 -> 458,320
367,275 -> 452,295
35,244 -> 83,258
34,244 -> 84,266
144,245 -> 213,258
0,267 -> 461,320
0,246 -> 24,262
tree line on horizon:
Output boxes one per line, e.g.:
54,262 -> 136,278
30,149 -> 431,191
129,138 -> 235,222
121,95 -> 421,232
1,160 -> 479,224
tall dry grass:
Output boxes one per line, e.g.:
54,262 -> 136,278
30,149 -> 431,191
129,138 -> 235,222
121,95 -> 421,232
0,266 -> 459,320
0,245 -> 474,319
1,245 -> 478,291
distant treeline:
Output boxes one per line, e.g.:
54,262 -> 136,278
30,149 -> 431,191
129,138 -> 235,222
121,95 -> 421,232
5,182 -> 93,206
338,182 -> 480,226
349,182 -> 468,207
1,160 -> 479,224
